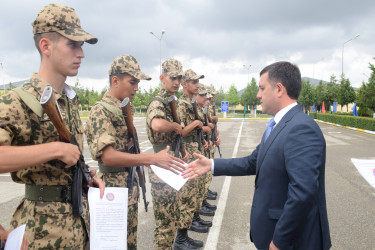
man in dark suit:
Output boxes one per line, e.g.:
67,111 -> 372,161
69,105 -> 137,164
183,61 -> 331,250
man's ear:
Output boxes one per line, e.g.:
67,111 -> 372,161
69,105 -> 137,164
159,74 -> 164,82
275,82 -> 285,97
111,75 -> 119,88
39,38 -> 52,57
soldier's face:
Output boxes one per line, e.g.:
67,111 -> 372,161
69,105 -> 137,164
161,74 -> 182,94
118,75 -> 140,101
196,94 -> 207,107
49,36 -> 85,77
185,80 -> 200,95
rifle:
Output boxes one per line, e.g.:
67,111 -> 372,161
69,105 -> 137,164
120,97 -> 149,212
40,86 -> 93,216
202,105 -> 211,158
191,97 -> 203,151
168,95 -> 187,158
208,103 -> 222,158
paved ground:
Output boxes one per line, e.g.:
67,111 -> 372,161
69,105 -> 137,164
1,118 -> 374,249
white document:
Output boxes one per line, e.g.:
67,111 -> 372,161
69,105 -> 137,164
88,187 -> 128,250
351,158 -> 375,189
150,162 -> 188,191
4,224 -> 26,250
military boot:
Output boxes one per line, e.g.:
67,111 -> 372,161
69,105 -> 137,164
193,212 -> 212,227
207,189 -> 217,200
174,228 -> 200,250
200,205 -> 215,216
189,214 -> 209,233
203,199 -> 217,211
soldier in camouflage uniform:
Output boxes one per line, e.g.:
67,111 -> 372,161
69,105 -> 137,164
175,70 -> 214,250
85,55 -> 184,250
0,3 -> 105,249
146,59 -> 196,250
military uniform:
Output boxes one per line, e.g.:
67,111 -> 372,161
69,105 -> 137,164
85,55 -> 151,250
0,3 -> 97,249
0,74 -> 89,249
146,77 -> 182,249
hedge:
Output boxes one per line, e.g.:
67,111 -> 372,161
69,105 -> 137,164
308,112 -> 375,131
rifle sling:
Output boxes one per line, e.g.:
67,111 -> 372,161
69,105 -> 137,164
13,87 -> 43,118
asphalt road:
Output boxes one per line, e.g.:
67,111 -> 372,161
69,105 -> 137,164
1,118 -> 374,249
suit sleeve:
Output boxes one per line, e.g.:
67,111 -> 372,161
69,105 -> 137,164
272,120 -> 325,249
213,144 -> 259,176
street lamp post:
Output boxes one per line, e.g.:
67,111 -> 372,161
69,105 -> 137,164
150,30 -> 165,75
341,34 -> 360,79
243,64 -> 251,84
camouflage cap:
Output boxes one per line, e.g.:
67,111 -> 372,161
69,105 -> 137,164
205,87 -> 213,98
32,3 -> 98,44
198,85 -> 208,95
162,59 -> 183,77
208,86 -> 217,95
183,69 -> 204,81
109,55 -> 151,80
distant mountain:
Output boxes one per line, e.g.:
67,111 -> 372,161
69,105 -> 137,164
302,77 -> 329,87
0,79 -> 28,90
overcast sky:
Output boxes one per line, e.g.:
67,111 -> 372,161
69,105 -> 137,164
1,0 -> 374,92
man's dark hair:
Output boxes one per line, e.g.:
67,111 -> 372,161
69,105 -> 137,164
260,61 -> 302,100
109,73 -> 130,85
33,32 -> 62,55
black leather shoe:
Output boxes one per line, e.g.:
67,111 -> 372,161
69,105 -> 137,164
200,206 -> 215,216
207,192 -> 217,200
174,229 -> 200,250
189,220 -> 209,233
208,189 -> 218,196
194,213 -> 212,227
203,200 -> 217,211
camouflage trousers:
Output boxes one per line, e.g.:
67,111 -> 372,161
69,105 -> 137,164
10,198 -> 89,249
204,172 -> 213,200
150,182 -> 179,250
195,174 -> 208,212
176,179 -> 197,229
101,171 -> 139,250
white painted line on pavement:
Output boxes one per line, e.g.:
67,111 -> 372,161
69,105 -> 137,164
204,119 -> 248,250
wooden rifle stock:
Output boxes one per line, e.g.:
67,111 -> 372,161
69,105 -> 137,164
169,95 -> 187,158
121,97 -> 149,212
40,86 -> 93,216
191,98 -> 203,151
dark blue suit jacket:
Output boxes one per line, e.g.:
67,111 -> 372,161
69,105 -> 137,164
214,105 -> 331,250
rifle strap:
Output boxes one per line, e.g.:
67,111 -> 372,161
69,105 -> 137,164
147,96 -> 169,107
13,87 -> 43,118
97,101 -> 122,117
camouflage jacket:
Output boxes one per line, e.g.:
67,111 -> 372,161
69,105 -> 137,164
0,73 -> 83,185
177,94 -> 199,139
85,92 -> 130,161
146,88 -> 180,145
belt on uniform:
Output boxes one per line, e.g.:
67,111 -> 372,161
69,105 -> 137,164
152,143 -> 171,153
98,162 -> 130,173
184,136 -> 197,143
25,184 -> 72,202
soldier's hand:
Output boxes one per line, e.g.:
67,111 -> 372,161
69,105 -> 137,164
216,129 -> 220,136
208,140 -> 213,149
182,150 -> 190,162
54,142 -> 81,168
173,122 -> 183,135
208,122 -> 215,129
212,116 -> 218,123
154,146 -> 186,174
202,126 -> 212,135
203,140 -> 209,150
90,169 -> 105,198
194,120 -> 203,129
182,153 -> 212,180
215,137 -> 221,146
20,235 -> 29,250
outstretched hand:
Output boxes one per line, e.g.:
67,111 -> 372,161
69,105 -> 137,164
182,153 -> 212,180
90,169 -> 105,198
154,146 -> 186,174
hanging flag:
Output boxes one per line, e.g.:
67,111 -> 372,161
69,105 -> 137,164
322,101 -> 326,114
312,104 -> 316,112
352,102 -> 358,116
333,102 -> 338,113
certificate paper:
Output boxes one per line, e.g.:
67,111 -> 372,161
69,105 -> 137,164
4,224 -> 26,250
88,187 -> 128,250
150,162 -> 188,191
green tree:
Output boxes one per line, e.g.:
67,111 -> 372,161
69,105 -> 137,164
325,74 -> 339,108
214,87 -> 225,107
298,79 -> 314,113
240,78 -> 259,110
224,84 -> 240,106
338,79 -> 356,112
358,59 -> 375,118
315,80 -> 327,111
